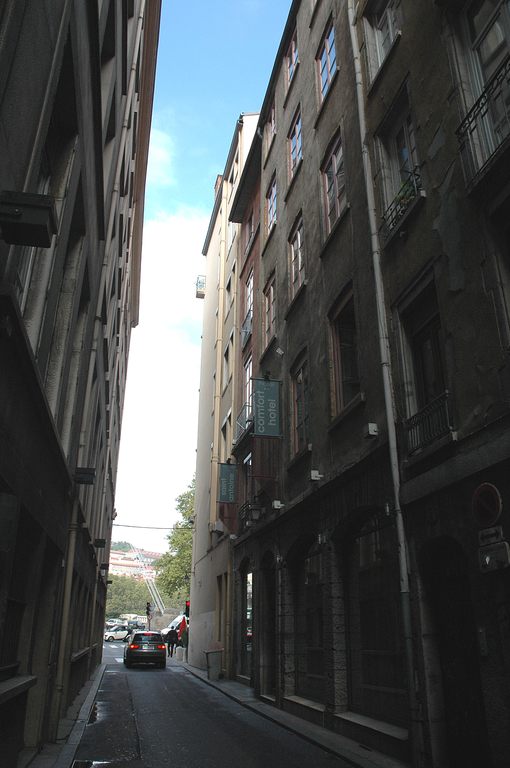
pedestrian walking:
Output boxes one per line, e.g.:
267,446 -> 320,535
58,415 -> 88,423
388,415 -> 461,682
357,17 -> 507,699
166,627 -> 178,657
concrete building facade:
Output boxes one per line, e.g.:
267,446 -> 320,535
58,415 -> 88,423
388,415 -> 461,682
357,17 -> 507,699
189,114 -> 259,673
193,1 -> 510,767
0,1 -> 160,763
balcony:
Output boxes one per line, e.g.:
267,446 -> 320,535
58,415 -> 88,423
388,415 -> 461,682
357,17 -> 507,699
404,390 -> 454,455
380,167 -> 425,244
234,401 -> 253,444
456,55 -> 510,189
195,275 -> 206,299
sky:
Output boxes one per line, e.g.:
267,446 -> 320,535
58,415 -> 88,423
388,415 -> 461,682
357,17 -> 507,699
113,1 -> 292,554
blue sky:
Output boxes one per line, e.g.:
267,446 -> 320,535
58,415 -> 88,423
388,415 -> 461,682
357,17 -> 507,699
146,0 -> 292,216
114,1 -> 292,554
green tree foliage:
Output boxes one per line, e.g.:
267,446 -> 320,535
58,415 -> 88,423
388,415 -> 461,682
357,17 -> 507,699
155,477 -> 194,603
105,574 -> 153,617
111,541 -> 132,552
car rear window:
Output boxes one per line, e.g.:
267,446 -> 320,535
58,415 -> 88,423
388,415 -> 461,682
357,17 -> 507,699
132,632 -> 163,643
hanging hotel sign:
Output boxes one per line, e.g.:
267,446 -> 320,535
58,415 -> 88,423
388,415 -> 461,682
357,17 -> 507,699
218,463 -> 237,503
253,378 -> 280,437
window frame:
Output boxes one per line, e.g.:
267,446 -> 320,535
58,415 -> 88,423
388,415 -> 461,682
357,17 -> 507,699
266,174 -> 277,234
317,21 -> 337,103
362,0 -> 401,83
321,134 -> 347,236
291,355 -> 310,455
286,28 -> 299,87
288,107 -> 303,179
329,290 -> 361,416
263,272 -> 276,348
289,215 -> 305,300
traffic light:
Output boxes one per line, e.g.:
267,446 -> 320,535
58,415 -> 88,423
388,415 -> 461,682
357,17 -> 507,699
185,599 -> 190,618
146,601 -> 151,617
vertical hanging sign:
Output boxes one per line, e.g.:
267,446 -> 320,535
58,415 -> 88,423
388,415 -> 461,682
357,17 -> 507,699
253,379 -> 280,437
218,463 -> 237,503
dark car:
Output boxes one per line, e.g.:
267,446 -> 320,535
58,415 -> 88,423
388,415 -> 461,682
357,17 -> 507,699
123,631 -> 167,669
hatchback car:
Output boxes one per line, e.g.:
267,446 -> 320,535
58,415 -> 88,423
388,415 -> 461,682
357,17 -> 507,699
123,631 -> 167,668
104,624 -> 130,642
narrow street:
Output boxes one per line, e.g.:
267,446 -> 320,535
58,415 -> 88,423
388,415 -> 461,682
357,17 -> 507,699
71,642 -> 357,768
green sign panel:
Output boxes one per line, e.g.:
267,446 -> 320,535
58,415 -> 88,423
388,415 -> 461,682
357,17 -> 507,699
218,463 -> 237,503
253,379 -> 280,437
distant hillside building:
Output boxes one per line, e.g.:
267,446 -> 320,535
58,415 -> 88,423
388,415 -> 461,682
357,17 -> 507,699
0,0 -> 161,762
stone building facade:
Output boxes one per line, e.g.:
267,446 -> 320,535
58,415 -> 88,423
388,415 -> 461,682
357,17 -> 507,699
194,1 -> 510,767
0,1 -> 160,762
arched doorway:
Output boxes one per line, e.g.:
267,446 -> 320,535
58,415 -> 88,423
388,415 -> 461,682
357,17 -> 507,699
239,563 -> 253,682
345,511 -> 408,726
419,537 -> 492,768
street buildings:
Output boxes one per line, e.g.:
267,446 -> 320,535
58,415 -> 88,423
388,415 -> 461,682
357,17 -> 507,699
190,1 -> 510,767
0,0 -> 160,763
189,113 -> 259,670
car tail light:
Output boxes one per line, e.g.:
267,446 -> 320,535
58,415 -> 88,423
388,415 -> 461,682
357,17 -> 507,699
157,644 -> 166,650
129,644 -> 140,649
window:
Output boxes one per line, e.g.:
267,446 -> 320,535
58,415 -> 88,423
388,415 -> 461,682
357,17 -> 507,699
228,150 -> 239,198
288,108 -> 303,178
266,175 -> 277,234
222,333 -> 234,388
245,269 -> 253,317
317,22 -> 337,102
377,94 -> 422,237
244,210 -> 255,254
399,279 -> 451,453
321,135 -> 346,235
286,29 -> 299,86
225,273 -> 232,314
289,216 -> 305,299
456,1 -> 510,180
291,357 -> 309,454
329,292 -> 360,415
241,270 -> 253,347
363,0 -> 400,82
221,412 -> 232,461
264,98 -> 277,157
264,273 -> 276,347
244,354 -> 253,410
227,219 -> 236,251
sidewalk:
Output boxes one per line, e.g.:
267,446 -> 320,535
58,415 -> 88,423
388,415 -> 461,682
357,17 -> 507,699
178,659 -> 409,768
24,658 -> 409,768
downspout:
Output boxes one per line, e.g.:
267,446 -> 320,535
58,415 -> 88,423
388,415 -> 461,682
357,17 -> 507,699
50,501 -> 79,738
346,3 -> 421,765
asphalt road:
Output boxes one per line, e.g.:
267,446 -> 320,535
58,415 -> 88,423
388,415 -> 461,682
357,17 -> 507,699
73,642 -> 354,768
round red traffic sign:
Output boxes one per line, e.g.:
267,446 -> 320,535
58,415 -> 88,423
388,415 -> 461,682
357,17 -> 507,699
472,483 -> 503,527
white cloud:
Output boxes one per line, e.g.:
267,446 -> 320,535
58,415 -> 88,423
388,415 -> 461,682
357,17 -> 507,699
146,127 -> 176,188
114,209 -> 209,554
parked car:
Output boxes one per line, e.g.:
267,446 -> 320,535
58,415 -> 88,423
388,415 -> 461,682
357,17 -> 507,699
104,624 -> 130,642
161,615 -> 188,635
123,631 -> 167,668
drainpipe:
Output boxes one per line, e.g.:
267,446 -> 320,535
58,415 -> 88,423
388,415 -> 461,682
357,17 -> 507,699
50,501 -> 79,739
346,3 -> 421,765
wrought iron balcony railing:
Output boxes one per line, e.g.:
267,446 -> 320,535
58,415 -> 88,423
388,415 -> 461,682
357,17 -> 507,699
456,54 -> 510,185
234,401 -> 253,444
404,390 -> 453,455
380,167 -> 424,243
